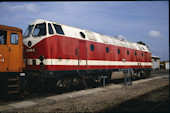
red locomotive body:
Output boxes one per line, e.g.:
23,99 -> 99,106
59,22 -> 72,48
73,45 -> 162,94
23,19 -> 152,90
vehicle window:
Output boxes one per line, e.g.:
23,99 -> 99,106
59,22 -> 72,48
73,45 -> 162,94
107,37 -> 115,45
126,41 -> 133,48
33,23 -> 46,37
23,25 -> 34,38
120,41 -> 126,47
91,44 -> 94,51
106,47 -> 109,53
10,33 -> 19,45
53,24 -> 64,35
100,35 -> 109,43
113,39 -> 121,46
85,30 -> 97,41
118,48 -> 120,54
80,32 -> 86,38
48,23 -> 54,34
0,30 -> 7,45
127,50 -> 129,55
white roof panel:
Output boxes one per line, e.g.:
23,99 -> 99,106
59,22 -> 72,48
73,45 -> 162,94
29,19 -> 151,52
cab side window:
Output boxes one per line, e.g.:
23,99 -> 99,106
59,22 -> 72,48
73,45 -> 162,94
10,33 -> 19,45
53,24 -> 64,35
48,23 -> 54,34
0,30 -> 7,45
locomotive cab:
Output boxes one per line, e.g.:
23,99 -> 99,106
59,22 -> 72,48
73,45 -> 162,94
0,25 -> 25,98
23,19 -> 65,72
24,22 -> 46,39
23,20 -> 53,71
23,19 -> 66,91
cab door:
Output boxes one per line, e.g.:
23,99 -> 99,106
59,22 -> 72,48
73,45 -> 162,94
78,41 -> 87,69
0,30 -> 8,72
8,30 -> 23,72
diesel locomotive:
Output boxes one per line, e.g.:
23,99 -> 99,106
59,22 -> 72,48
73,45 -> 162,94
22,19 -> 152,91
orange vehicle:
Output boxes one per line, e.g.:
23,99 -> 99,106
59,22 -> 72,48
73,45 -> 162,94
0,25 -> 25,97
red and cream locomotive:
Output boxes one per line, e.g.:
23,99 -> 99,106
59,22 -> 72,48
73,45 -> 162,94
23,19 -> 152,90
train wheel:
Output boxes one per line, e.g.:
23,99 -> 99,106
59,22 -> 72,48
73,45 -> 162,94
106,72 -> 111,84
25,78 -> 36,93
131,70 -> 135,80
146,71 -> 151,77
129,74 -> 132,85
140,71 -> 146,79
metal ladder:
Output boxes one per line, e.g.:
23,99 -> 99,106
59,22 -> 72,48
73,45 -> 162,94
8,74 -> 20,94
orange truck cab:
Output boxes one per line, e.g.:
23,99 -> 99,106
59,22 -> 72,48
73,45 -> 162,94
0,25 -> 25,97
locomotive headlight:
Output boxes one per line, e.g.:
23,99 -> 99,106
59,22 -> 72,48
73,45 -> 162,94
40,62 -> 44,68
39,55 -> 44,61
39,55 -> 45,69
28,41 -> 32,47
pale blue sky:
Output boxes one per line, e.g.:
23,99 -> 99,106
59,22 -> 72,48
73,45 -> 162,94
0,1 -> 169,61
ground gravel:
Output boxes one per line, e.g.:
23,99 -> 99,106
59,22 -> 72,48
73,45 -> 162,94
13,77 -> 169,113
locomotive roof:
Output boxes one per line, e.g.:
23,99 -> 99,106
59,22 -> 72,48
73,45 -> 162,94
28,19 -> 149,52
0,25 -> 22,32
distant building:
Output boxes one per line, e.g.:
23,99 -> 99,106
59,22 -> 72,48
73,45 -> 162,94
160,61 -> 169,69
151,55 -> 160,70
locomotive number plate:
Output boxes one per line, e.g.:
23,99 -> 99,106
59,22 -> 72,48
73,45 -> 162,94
20,73 -> 25,76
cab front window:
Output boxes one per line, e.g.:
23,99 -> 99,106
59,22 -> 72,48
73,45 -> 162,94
0,30 -> 7,44
23,25 -> 34,38
32,23 -> 46,37
10,33 -> 19,45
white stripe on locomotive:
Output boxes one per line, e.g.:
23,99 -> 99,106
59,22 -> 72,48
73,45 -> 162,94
26,58 -> 152,66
